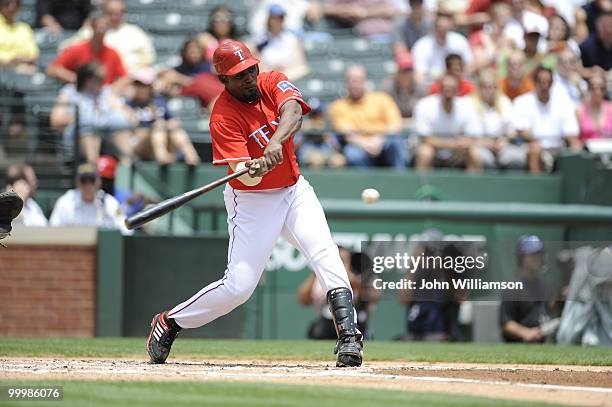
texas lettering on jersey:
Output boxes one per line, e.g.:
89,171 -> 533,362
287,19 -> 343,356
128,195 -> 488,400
209,71 -> 311,191
248,118 -> 279,148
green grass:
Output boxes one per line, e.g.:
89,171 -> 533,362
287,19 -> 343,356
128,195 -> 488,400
0,380 -> 563,407
1,338 -> 610,366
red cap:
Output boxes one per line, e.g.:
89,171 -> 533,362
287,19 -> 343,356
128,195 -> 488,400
97,155 -> 117,179
213,39 -> 260,76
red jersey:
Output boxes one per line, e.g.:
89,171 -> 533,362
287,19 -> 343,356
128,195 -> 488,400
51,41 -> 127,84
210,71 -> 311,190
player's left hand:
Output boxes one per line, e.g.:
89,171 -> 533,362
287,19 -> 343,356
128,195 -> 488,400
263,140 -> 283,168
245,158 -> 271,177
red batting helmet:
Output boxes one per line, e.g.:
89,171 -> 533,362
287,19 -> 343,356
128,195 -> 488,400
213,40 -> 260,76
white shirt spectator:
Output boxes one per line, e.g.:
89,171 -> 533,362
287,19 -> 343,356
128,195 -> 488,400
249,0 -> 311,37
60,23 -> 155,73
503,11 -> 548,51
14,198 -> 48,227
412,32 -> 473,83
414,94 -> 479,138
468,95 -> 514,138
513,92 -> 579,149
50,189 -> 131,235
256,30 -> 310,81
551,73 -> 587,110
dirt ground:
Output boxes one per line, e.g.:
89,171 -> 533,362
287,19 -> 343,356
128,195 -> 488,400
1,358 -> 611,406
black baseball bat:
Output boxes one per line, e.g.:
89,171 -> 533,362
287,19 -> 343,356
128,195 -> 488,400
125,167 -> 249,230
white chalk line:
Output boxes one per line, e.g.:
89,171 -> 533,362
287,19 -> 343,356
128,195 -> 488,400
1,359 -> 611,395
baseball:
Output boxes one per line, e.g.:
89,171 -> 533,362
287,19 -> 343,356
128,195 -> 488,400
361,188 -> 380,204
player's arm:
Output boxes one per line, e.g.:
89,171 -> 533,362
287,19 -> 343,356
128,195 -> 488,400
227,161 -> 264,186
263,100 -> 303,168
502,320 -> 542,343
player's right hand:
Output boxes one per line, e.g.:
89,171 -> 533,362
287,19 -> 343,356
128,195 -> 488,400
245,158 -> 270,178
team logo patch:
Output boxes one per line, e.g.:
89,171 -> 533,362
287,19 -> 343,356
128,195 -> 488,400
277,80 -> 300,93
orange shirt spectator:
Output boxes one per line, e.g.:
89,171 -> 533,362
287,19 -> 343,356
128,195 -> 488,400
499,77 -> 534,100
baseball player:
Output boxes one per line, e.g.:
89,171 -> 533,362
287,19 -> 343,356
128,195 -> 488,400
146,40 -> 363,367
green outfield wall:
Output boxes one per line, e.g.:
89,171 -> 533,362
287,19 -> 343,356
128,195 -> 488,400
97,197 -> 612,340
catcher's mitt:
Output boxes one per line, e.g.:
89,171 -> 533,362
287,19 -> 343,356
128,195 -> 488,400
0,191 -> 24,246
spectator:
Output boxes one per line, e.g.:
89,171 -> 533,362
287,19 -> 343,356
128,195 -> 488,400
322,0 -> 398,38
254,4 -> 310,81
296,98 -> 346,168
50,163 -> 131,234
159,37 -> 224,110
468,69 -> 526,170
382,51 -> 422,121
127,68 -> 201,166
503,0 -> 549,51
47,12 -> 128,85
35,0 -> 91,33
249,0 -> 320,38
393,0 -> 432,54
329,65 -> 406,169
6,163 -> 39,199
412,11 -> 473,86
50,63 -> 134,164
198,6 -> 241,65
413,74 -> 480,171
0,0 -> 39,146
61,0 -> 155,73
579,10 -> 612,74
500,235 -> 551,343
0,0 -> 39,72
520,17 -> 548,75
576,74 -> 612,144
398,230 -> 467,342
5,170 -> 47,227
545,13 -> 580,60
513,66 -> 580,173
499,50 -> 534,100
428,53 -> 476,96
551,48 -> 588,110
578,0 -> 612,38
469,2 -> 516,71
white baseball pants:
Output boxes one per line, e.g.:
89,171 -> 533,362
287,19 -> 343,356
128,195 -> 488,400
168,176 -> 352,328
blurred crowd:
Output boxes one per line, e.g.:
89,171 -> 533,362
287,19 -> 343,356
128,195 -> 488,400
0,0 -> 610,173
298,234 -> 612,345
4,159 -> 154,235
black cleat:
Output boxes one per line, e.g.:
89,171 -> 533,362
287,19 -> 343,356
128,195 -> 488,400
327,287 -> 364,368
146,311 -> 182,364
335,338 -> 363,367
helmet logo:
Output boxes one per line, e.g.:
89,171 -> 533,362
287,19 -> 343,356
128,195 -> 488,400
234,49 -> 245,61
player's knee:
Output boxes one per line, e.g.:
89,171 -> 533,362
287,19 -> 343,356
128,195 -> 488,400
226,282 -> 255,306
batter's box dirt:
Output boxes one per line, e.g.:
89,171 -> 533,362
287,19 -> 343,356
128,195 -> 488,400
1,358 -> 611,406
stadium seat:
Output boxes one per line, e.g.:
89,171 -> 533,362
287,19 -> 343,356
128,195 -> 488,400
330,37 -> 392,59
308,58 -> 346,80
152,34 -> 188,54
4,72 -> 61,94
168,97 -> 202,122
125,12 -> 204,34
303,39 -> 334,59
294,78 -> 344,103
